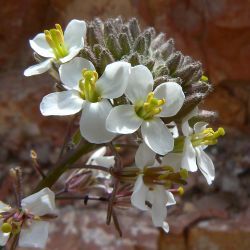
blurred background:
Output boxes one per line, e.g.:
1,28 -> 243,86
0,0 -> 249,249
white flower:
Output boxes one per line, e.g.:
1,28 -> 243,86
106,65 -> 185,155
0,188 -> 56,248
40,57 -> 131,144
87,147 -> 115,168
131,142 -> 176,230
163,109 -> 225,185
24,19 -> 86,76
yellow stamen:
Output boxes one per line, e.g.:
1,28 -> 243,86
44,24 -> 68,60
180,169 -> 188,179
78,69 -> 101,103
1,222 -> 12,233
135,92 -> 166,120
178,186 -> 184,196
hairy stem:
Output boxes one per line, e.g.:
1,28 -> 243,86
34,140 -> 97,192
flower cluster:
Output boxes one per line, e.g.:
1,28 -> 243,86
0,17 -> 225,248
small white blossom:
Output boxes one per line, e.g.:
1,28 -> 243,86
24,19 -> 86,76
163,108 -> 224,185
40,57 -> 131,144
0,188 -> 56,249
131,142 -> 176,230
106,65 -> 185,155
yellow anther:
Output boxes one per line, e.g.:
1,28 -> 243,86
153,107 -> 162,115
178,186 -> 184,196
55,24 -> 63,34
146,92 -> 154,102
115,146 -> 121,152
201,75 -> 208,82
180,168 -> 188,179
1,222 -> 12,234
34,215 -> 41,220
157,99 -> 166,106
44,23 -> 68,59
217,127 -> 225,136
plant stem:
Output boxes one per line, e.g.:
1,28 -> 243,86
69,164 -> 111,173
34,140 -> 97,192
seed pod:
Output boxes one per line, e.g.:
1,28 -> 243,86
86,24 -> 100,48
166,51 -> 182,74
151,33 -> 166,50
106,34 -> 122,59
99,49 -> 115,74
128,18 -> 140,40
119,33 -> 131,56
133,35 -> 146,55
128,52 -> 140,66
160,38 -> 175,60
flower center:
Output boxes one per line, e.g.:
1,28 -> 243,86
118,166 -> 187,188
44,24 -> 69,60
173,127 -> 225,153
191,127 -> 225,147
142,166 -> 187,188
134,92 -> 166,120
78,69 -> 101,103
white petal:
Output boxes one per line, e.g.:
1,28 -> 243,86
59,57 -> 95,89
131,176 -> 149,211
64,19 -> 86,49
125,65 -> 153,103
29,33 -> 54,58
92,156 -> 115,168
80,100 -> 116,143
106,105 -> 143,134
154,82 -> 185,117
60,47 -> 81,63
162,222 -> 170,233
21,188 -> 56,216
181,120 -> 192,137
0,201 -> 11,213
168,122 -> 179,138
135,142 -> 156,168
194,121 -> 209,134
40,90 -> 84,116
161,153 -> 182,172
96,62 -> 131,99
181,138 -> 198,172
24,59 -> 52,76
165,191 -> 176,206
196,147 -> 215,185
19,221 -> 49,249
87,147 -> 107,164
141,118 -> 174,155
181,107 -> 199,136
0,227 -> 9,246
151,186 -> 168,227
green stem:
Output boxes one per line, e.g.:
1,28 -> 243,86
34,140 -> 97,192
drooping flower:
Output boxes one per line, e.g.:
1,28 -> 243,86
131,142 -> 176,231
0,188 -> 56,248
106,65 -> 185,155
164,109 -> 225,185
40,57 -> 131,143
66,147 -> 115,194
24,19 -> 86,76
